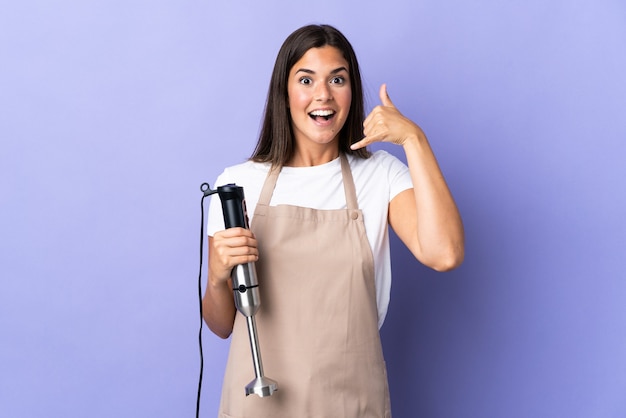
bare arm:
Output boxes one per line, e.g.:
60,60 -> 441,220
351,84 -> 464,271
202,228 -> 259,338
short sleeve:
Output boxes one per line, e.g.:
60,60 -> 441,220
376,151 -> 413,201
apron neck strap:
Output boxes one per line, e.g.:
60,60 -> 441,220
340,153 -> 358,210
257,165 -> 280,206
257,154 -> 358,210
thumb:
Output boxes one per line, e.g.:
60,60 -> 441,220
379,83 -> 395,108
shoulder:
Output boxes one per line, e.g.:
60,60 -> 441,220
348,150 -> 412,200
220,160 -> 269,178
216,160 -> 271,186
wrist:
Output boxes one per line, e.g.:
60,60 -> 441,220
209,268 -> 231,289
401,129 -> 425,150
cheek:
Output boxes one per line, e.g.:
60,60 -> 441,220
288,90 -> 308,111
338,87 -> 352,110
339,95 -> 352,122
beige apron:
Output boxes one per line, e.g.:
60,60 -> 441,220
218,154 -> 391,418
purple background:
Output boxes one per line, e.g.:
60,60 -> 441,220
2,1 -> 625,417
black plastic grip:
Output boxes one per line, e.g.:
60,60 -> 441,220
217,184 -> 249,229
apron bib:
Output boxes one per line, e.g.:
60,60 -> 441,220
218,154 -> 391,418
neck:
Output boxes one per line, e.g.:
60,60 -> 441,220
286,145 -> 340,167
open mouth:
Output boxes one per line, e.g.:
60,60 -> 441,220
309,109 -> 336,122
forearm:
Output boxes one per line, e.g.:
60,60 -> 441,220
202,235 -> 236,338
202,273 -> 236,339
403,132 -> 464,270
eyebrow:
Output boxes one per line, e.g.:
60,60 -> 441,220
294,66 -> 349,75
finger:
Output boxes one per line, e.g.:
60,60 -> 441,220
213,230 -> 257,251
225,244 -> 259,258
212,237 -> 258,264
219,236 -> 258,252
351,131 -> 387,150
218,227 -> 255,239
379,83 -> 395,108
363,104 -> 387,133
230,254 -> 259,266
350,138 -> 368,150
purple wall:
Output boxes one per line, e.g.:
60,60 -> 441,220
1,1 -> 625,417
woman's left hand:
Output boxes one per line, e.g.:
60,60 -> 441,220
351,83 -> 424,150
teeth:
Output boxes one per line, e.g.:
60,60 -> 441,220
309,110 -> 335,117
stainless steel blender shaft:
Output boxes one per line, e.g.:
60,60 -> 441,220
244,316 -> 277,397
231,263 -> 277,397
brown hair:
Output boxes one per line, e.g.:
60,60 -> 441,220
251,24 -> 371,166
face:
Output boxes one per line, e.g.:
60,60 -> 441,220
287,46 -> 352,151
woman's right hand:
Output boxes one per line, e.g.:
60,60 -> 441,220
209,227 -> 259,286
204,227 -> 258,338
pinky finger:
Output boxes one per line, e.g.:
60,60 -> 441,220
350,138 -> 368,150
235,253 -> 259,265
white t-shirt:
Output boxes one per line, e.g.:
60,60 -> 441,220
207,150 -> 413,328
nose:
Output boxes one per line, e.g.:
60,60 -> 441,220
314,82 -> 332,101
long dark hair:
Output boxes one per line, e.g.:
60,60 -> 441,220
251,24 -> 371,166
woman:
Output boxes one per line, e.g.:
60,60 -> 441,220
204,24 -> 464,417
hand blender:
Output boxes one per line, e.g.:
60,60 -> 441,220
201,182 -> 278,397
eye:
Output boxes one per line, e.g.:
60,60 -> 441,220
299,76 -> 312,85
330,76 -> 345,85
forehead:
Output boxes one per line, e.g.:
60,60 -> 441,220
290,46 -> 349,73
